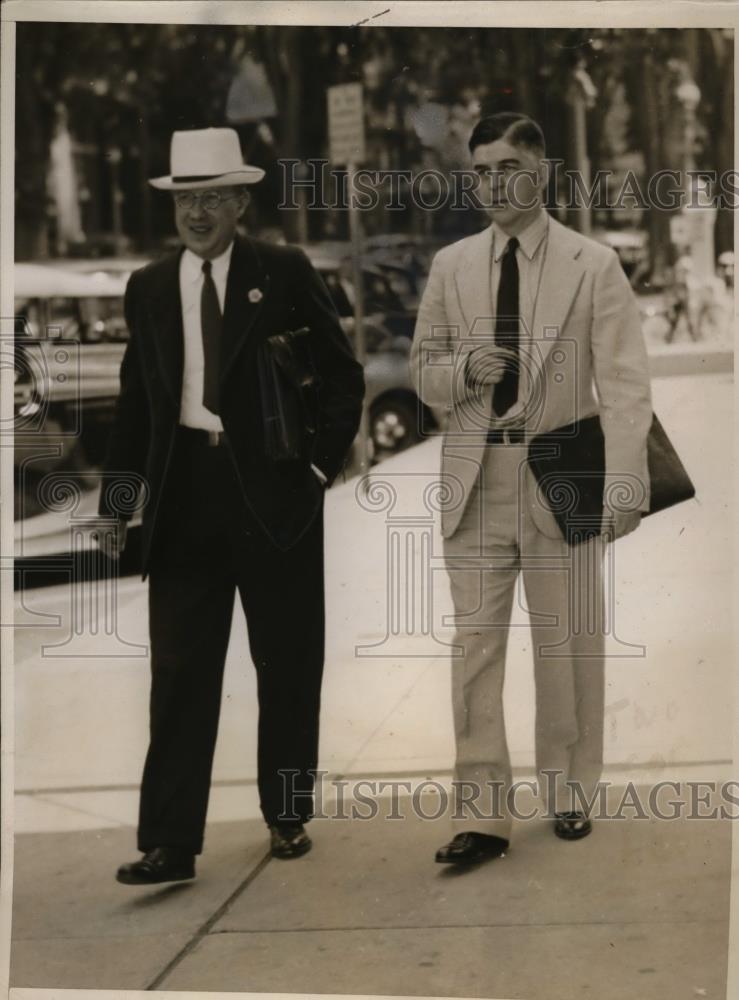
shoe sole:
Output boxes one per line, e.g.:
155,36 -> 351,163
116,870 -> 195,885
435,850 -> 505,865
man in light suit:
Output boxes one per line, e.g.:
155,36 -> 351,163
97,128 -> 364,883
410,113 -> 652,866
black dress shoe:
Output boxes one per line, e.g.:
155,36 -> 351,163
269,822 -> 312,859
435,831 -> 509,865
116,846 -> 196,885
554,811 -> 592,840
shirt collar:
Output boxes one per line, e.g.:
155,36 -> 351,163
181,241 -> 235,284
492,209 -> 549,263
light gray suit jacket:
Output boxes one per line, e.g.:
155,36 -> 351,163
410,215 -> 653,539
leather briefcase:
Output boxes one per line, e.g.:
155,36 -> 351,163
257,326 -> 320,462
527,413 -> 696,544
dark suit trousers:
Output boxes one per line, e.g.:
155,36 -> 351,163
138,426 -> 325,854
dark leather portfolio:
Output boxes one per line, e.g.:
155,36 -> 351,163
257,326 -> 319,462
527,413 -> 696,544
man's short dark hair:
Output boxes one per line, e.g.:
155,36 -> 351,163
468,113 -> 546,158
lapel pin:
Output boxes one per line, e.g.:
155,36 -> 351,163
248,287 -> 263,303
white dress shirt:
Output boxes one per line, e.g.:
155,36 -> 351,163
179,243 -> 233,431
177,241 -> 327,484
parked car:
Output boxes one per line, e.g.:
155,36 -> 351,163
304,249 -> 446,457
13,262 -> 138,522
303,242 -> 418,336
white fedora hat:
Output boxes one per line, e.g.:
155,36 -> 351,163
149,127 -> 265,189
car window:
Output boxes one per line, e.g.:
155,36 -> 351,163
384,269 -> 415,301
14,298 -> 44,339
342,319 -> 394,354
41,296 -> 129,343
78,297 -> 130,342
318,270 -> 353,317
363,272 -> 404,314
46,297 -> 83,339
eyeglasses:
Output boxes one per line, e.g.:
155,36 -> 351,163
173,191 -> 239,211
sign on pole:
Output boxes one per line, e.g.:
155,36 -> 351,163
327,82 -> 366,166
327,83 -> 370,473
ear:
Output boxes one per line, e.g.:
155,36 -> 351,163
236,189 -> 251,218
537,158 -> 552,191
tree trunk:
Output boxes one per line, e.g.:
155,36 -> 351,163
510,30 -> 535,115
15,32 -> 53,259
256,25 -> 305,242
635,47 -> 670,278
713,32 -> 733,255
138,108 -> 153,251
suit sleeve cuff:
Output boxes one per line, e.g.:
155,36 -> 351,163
311,463 -> 328,485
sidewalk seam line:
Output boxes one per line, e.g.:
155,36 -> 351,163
14,760 -> 735,797
144,851 -> 272,991
205,916 -> 730,934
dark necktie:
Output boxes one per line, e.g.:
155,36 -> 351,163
201,259 -> 222,415
492,236 -> 520,417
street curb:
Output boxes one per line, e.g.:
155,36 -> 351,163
648,344 -> 733,378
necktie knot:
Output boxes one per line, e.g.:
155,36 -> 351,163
505,236 -> 519,256
202,259 -> 213,277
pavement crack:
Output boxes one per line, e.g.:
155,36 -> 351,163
145,851 -> 272,990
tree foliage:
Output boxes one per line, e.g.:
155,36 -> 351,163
15,23 -> 732,263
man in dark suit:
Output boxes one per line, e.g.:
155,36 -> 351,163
98,128 -> 364,884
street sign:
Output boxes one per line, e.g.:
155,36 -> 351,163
327,82 -> 365,166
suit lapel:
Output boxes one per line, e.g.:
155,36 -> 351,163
452,226 -> 495,337
220,234 -> 270,384
149,250 -> 184,408
452,218 -> 587,369
530,217 -> 587,377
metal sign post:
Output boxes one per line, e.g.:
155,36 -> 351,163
327,82 -> 370,473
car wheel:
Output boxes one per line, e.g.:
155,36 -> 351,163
370,397 -> 422,455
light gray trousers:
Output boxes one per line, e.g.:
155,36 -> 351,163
443,442 -> 606,841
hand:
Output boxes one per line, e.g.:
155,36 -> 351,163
94,519 -> 128,561
603,508 -> 642,541
465,346 -> 515,390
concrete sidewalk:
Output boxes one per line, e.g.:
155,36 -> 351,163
10,795 -> 732,997
10,372 -> 734,997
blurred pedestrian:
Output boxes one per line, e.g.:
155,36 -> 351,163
96,127 -> 364,885
411,112 -> 652,866
717,250 -> 734,290
665,254 -> 697,342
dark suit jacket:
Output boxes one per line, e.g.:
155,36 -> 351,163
99,234 -> 365,575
